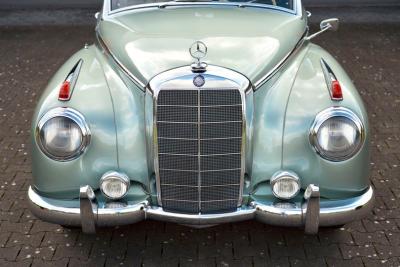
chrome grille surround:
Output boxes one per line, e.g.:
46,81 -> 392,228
149,66 -> 250,214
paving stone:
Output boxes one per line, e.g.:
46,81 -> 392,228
217,257 -> 252,267
362,258 -> 400,267
142,257 -> 180,267
180,258 -> 216,267
233,244 -> 268,259
0,259 -> 32,267
41,231 -> 78,246
17,245 -> 55,261
325,257 -> 364,267
0,246 -> 20,261
305,244 -> 342,259
386,231 -> 400,246
52,244 -> 91,260
319,229 -> 353,245
69,258 -> 106,267
250,230 -> 285,246
30,221 -> 63,234
351,231 -> 389,245
375,244 -> 400,259
105,257 -> 141,267
129,243 -> 162,260
253,257 -> 290,267
162,242 -> 197,259
32,258 -> 69,267
340,245 -> 378,260
363,219 -> 400,232
0,232 -> 10,247
270,245 -> 306,260
198,243 -> 233,260
0,210 -> 24,223
290,258 -> 326,267
90,240 -> 127,260
6,232 -> 44,247
0,221 -> 32,234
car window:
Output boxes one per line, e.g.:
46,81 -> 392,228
111,0 -> 294,11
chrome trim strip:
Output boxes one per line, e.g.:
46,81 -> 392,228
157,121 -> 243,124
158,136 -> 242,141
320,58 -> 343,101
158,153 -> 241,157
160,183 -> 240,187
28,185 -> 374,230
59,59 -> 83,102
95,33 -> 146,89
309,107 -> 365,162
159,168 -> 242,172
36,107 -> 91,162
106,1 -> 301,17
253,28 -> 308,89
149,65 -> 249,209
161,198 -> 239,202
157,104 -> 243,107
197,79 -> 202,212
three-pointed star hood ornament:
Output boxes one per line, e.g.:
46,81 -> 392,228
190,41 -> 208,73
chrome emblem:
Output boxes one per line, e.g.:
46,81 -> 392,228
189,41 -> 207,61
189,41 -> 208,73
193,75 -> 205,87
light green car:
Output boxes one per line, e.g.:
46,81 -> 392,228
28,0 -> 374,234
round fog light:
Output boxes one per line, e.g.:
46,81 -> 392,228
271,171 -> 300,200
100,171 -> 130,200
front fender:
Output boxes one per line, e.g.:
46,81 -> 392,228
282,43 -> 370,198
31,46 -> 118,198
251,43 -> 370,199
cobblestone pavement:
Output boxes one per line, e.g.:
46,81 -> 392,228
0,21 -> 399,266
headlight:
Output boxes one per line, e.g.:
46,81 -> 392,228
100,171 -> 130,200
270,171 -> 300,200
310,107 -> 364,161
36,107 -> 90,161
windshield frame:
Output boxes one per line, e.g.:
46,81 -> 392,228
104,0 -> 302,17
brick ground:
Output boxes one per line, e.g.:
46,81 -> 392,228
0,22 -> 399,266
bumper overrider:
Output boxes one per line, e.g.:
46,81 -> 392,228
28,184 -> 374,234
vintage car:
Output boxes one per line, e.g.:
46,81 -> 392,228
28,0 -> 374,234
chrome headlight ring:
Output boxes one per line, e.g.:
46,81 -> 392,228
309,107 -> 365,162
270,171 -> 301,200
100,171 -> 130,200
36,107 -> 91,161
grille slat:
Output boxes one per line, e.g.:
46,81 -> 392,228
156,89 -> 243,214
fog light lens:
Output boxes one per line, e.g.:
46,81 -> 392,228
271,171 -> 300,200
100,172 -> 130,200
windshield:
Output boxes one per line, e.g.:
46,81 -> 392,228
111,0 -> 294,11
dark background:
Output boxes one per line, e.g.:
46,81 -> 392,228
0,0 -> 399,9
0,0 -> 399,266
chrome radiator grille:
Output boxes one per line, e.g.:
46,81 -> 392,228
155,88 -> 243,214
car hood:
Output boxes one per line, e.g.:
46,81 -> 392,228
98,6 -> 306,85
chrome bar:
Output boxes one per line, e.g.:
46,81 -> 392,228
79,185 -> 97,234
28,186 -> 374,234
303,184 -> 320,235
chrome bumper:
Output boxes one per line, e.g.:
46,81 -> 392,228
28,185 -> 374,234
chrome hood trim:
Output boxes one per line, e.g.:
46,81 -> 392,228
96,5 -> 307,89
